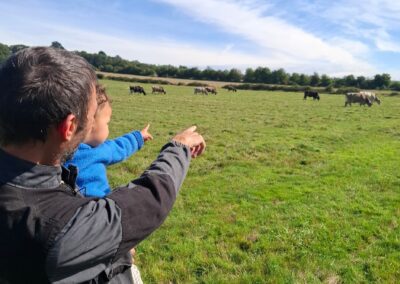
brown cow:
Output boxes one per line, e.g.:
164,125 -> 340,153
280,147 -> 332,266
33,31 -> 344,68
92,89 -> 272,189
152,86 -> 166,94
205,86 -> 217,95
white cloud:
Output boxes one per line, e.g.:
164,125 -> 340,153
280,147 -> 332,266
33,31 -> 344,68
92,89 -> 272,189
0,23 -> 281,67
3,0 -> 392,78
1,23 -> 375,77
155,0 -> 375,75
321,0 -> 400,52
329,37 -> 370,56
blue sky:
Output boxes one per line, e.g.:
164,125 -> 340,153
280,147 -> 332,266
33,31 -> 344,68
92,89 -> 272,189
1,0 -> 400,79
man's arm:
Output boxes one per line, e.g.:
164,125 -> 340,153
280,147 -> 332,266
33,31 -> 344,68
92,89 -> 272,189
108,140 -> 191,258
46,127 -> 205,282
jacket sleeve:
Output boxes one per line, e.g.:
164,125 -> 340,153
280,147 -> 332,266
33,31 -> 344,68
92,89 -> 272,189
45,141 -> 191,282
97,131 -> 144,166
108,141 -> 191,259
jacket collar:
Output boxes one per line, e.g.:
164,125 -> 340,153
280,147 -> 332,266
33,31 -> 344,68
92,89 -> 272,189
0,148 -> 62,189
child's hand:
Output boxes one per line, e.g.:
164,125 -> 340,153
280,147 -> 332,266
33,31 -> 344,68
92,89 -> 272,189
141,124 -> 153,142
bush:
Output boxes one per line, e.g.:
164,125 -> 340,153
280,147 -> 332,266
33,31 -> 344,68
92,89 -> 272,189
186,82 -> 209,87
335,87 -> 360,94
325,85 -> 334,93
105,75 -> 172,85
225,83 -> 314,92
97,73 -> 105,79
390,82 -> 400,91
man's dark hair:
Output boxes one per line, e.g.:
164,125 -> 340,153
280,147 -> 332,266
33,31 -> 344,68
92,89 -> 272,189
0,47 -> 97,145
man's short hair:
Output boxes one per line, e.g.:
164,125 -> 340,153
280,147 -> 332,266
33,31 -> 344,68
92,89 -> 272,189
0,47 -> 97,145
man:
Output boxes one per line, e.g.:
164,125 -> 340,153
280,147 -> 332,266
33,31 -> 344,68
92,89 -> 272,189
0,47 -> 205,283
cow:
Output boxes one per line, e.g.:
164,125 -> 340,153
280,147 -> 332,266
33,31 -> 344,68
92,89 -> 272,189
304,90 -> 320,100
345,92 -> 372,107
194,87 -> 208,95
359,91 -> 381,105
205,86 -> 217,95
227,85 -> 237,92
152,86 -> 166,94
129,85 -> 146,95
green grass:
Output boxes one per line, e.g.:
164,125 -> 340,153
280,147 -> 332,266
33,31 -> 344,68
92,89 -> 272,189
102,80 -> 400,283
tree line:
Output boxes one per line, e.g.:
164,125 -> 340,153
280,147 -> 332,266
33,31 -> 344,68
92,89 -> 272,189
1,41 -> 399,90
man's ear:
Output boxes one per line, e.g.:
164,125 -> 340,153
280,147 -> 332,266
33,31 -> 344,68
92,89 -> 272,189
58,114 -> 77,141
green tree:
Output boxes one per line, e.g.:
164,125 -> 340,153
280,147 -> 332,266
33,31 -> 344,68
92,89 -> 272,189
373,73 -> 391,89
320,74 -> 332,87
289,73 -> 301,85
333,77 -> 345,88
227,68 -> 243,82
216,70 -> 229,81
390,81 -> 400,91
201,67 -> 218,81
156,65 -> 178,78
310,72 -> 320,86
298,74 -> 310,86
344,75 -> 357,87
271,68 -> 288,85
254,67 -> 271,83
356,76 -> 367,88
0,43 -> 11,63
244,68 -> 255,83
102,64 -> 114,73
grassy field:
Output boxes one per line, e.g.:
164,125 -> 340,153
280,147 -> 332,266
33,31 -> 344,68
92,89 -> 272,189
101,79 -> 400,283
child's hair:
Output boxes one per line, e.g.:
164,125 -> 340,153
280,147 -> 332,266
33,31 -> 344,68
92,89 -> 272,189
95,84 -> 111,113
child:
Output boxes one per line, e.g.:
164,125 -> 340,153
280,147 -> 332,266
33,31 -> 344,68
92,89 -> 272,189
65,84 -> 152,284
65,84 -> 153,198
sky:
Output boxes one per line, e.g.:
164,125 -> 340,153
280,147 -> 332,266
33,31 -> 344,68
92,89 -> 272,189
1,0 -> 400,79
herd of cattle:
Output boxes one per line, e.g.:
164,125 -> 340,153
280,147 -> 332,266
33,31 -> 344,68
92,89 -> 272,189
304,90 -> 381,107
194,87 -> 218,95
129,85 -> 166,95
128,85 -> 382,107
129,85 -> 237,96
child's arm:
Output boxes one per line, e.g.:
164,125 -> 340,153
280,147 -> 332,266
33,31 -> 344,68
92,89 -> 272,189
96,124 -> 152,166
100,131 -> 145,165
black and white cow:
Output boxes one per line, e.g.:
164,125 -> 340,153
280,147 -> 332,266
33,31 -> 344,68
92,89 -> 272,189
130,85 -> 146,95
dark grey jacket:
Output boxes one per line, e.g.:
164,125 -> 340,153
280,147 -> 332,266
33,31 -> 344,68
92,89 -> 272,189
0,141 -> 191,283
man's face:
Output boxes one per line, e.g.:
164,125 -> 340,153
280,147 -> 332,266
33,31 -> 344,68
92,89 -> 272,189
61,84 -> 98,162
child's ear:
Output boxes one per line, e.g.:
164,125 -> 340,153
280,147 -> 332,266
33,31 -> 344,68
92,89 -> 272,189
58,114 -> 77,141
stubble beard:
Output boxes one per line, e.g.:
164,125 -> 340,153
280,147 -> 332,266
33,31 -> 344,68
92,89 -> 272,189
60,145 -> 79,164
60,130 -> 87,163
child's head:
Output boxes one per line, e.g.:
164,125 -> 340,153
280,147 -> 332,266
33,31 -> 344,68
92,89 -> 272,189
84,84 -> 112,147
